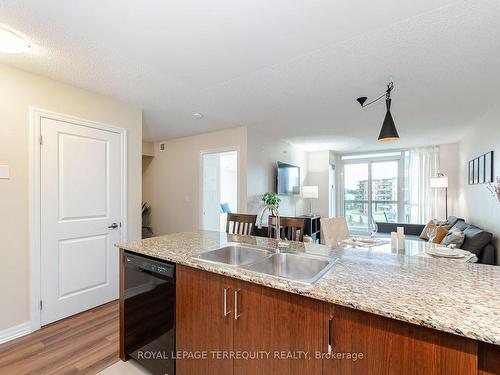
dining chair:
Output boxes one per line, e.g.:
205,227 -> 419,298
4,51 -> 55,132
225,213 -> 258,235
220,202 -> 231,213
320,217 -> 350,246
268,216 -> 306,242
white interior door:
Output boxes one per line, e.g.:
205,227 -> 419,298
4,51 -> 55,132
40,117 -> 122,325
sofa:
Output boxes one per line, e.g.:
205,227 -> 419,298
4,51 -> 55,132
376,216 -> 496,265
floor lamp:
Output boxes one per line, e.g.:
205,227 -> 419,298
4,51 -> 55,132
430,173 -> 449,218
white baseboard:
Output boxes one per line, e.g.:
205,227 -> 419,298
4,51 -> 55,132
0,321 -> 31,345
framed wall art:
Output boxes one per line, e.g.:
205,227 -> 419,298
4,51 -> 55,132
479,154 -> 485,183
469,151 -> 494,185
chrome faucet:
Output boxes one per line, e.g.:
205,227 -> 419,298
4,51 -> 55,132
257,204 -> 290,251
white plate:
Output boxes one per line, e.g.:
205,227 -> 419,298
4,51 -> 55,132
426,249 -> 465,258
352,237 -> 380,243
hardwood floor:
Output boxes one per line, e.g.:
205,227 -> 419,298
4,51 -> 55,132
0,300 -> 119,375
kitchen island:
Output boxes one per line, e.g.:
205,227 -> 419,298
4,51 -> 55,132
118,230 -> 500,374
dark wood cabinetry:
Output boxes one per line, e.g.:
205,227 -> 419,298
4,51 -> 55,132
176,265 -> 233,374
123,264 -> 498,375
479,343 -> 500,375
232,278 -> 323,375
176,266 -> 323,375
323,304 -> 477,375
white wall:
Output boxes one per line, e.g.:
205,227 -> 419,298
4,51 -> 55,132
458,104 -> 500,264
142,127 -> 247,235
0,63 -> 142,331
439,143 -> 460,217
247,129 -> 307,217
306,150 -> 333,218
142,141 -> 154,157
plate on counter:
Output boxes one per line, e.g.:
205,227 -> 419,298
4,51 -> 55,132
426,247 -> 467,258
350,237 -> 383,244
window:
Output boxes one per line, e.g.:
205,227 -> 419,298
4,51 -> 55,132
344,163 -> 369,231
371,160 -> 399,224
342,152 -> 403,232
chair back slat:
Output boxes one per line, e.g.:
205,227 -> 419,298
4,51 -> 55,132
268,216 -> 305,242
226,213 -> 257,236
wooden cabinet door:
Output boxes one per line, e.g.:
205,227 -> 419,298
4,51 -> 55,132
176,265 -> 234,375
479,343 -> 500,375
323,304 -> 477,375
233,279 -> 323,375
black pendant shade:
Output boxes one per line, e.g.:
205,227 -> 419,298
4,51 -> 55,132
356,96 -> 368,106
378,98 -> 399,142
357,81 -> 400,142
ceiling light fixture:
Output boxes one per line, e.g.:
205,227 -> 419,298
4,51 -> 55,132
192,112 -> 203,119
0,25 -> 31,54
356,81 -> 399,142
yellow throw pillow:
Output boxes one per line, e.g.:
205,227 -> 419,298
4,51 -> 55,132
420,220 -> 450,240
432,226 -> 449,244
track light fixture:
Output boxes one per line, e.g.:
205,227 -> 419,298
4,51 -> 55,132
357,82 -> 400,142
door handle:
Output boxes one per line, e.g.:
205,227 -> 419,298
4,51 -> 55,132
234,289 -> 241,320
108,223 -> 119,229
223,288 -> 232,317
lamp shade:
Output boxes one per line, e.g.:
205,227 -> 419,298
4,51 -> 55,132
430,175 -> 448,188
302,185 -> 318,199
378,99 -> 400,142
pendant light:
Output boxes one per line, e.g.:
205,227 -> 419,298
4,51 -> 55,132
356,82 -> 400,142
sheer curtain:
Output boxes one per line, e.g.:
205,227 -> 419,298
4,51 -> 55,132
407,147 -> 445,223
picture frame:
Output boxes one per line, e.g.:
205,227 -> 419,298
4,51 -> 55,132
468,160 -> 474,185
473,158 -> 479,184
485,151 -> 493,183
467,151 -> 494,185
479,155 -> 485,183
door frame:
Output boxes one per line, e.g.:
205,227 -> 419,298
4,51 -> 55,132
29,107 -> 128,332
199,146 -> 240,230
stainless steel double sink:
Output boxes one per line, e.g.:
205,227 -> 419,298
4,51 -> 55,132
192,244 -> 337,284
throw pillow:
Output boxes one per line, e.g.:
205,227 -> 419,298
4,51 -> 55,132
420,220 -> 435,240
461,226 -> 493,255
441,230 -> 465,248
432,226 -> 449,244
420,220 -> 450,240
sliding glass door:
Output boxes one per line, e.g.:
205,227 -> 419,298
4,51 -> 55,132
344,163 -> 369,231
343,155 -> 402,232
371,160 -> 399,224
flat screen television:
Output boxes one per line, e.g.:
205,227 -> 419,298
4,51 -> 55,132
276,161 -> 300,196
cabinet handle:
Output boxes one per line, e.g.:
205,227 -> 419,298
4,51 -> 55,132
234,289 -> 241,320
223,288 -> 231,317
327,318 -> 333,354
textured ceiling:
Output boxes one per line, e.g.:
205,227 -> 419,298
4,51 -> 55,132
1,0 -> 499,151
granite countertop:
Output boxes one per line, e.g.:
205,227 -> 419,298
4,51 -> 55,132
117,230 -> 500,345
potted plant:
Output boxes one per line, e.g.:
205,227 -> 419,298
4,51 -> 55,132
262,192 -> 281,208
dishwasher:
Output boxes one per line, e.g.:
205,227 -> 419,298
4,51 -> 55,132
123,251 -> 176,375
